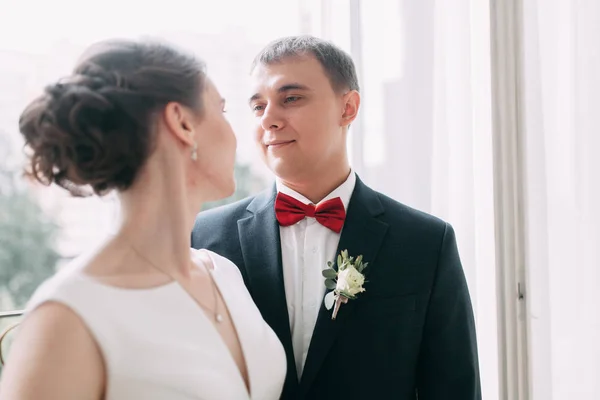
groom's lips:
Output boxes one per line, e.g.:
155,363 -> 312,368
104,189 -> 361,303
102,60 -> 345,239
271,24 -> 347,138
265,140 -> 295,149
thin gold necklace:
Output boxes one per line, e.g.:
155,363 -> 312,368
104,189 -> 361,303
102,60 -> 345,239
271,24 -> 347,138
130,246 -> 224,323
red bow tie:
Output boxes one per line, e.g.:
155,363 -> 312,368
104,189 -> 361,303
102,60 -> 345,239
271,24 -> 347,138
275,192 -> 346,233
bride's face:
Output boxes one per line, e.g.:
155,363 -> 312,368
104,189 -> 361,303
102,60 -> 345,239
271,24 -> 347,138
190,79 -> 237,201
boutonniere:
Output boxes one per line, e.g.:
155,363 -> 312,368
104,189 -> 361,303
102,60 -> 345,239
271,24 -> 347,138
322,249 -> 368,320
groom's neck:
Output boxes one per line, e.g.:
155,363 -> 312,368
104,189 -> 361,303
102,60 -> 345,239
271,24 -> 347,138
279,166 -> 351,204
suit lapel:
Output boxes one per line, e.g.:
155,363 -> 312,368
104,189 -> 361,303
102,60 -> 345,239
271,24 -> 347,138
300,177 -> 389,394
237,186 -> 299,394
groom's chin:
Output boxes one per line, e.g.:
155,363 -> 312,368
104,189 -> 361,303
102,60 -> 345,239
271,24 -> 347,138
266,158 -> 300,183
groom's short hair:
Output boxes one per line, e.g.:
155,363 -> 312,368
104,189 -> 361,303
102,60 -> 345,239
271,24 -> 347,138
251,35 -> 359,94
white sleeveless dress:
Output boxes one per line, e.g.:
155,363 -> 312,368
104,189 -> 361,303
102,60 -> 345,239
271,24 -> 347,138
25,249 -> 286,400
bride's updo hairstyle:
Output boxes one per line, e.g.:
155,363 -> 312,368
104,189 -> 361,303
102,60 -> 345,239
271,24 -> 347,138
19,39 -> 207,196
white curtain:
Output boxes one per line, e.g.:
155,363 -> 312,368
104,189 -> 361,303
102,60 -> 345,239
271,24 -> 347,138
522,0 -> 600,398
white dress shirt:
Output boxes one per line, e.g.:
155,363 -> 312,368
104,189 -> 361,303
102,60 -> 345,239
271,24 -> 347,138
276,170 -> 356,379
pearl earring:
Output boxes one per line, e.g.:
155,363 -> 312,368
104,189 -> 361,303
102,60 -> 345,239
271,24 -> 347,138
191,141 -> 198,161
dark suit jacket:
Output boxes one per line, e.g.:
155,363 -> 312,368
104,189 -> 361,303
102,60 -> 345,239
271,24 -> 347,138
191,176 -> 481,399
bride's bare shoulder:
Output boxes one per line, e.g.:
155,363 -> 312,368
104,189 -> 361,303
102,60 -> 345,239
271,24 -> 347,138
0,301 -> 105,399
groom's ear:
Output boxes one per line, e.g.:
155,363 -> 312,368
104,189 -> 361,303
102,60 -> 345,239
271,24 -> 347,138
162,102 -> 196,147
340,90 -> 360,128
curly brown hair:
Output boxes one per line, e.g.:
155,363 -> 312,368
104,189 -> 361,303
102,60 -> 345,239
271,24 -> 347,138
19,39 -> 207,196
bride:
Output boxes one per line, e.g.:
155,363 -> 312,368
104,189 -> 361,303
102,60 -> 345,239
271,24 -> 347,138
0,39 -> 286,400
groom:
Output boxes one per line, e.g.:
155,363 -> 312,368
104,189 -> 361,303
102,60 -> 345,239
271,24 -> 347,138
192,36 -> 481,399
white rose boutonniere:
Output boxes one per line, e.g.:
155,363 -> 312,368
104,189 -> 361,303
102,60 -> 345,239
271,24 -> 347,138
322,250 -> 368,320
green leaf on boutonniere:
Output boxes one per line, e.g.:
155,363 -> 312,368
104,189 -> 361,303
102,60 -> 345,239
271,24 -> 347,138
361,262 -> 369,273
324,279 -> 337,290
322,269 -> 337,279
324,291 -> 336,310
337,254 -> 342,268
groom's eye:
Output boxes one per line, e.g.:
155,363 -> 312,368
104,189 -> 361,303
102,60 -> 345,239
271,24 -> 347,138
284,96 -> 300,103
252,104 -> 265,112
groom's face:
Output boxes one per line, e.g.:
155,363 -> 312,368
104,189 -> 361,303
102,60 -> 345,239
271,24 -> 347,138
249,55 -> 349,183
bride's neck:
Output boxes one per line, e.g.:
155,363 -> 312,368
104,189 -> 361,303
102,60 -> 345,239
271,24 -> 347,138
114,153 -> 202,279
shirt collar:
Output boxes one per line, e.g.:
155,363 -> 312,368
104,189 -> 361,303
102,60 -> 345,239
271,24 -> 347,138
276,169 -> 356,211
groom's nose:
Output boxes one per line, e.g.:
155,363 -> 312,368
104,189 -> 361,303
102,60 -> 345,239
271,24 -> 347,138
261,105 -> 285,131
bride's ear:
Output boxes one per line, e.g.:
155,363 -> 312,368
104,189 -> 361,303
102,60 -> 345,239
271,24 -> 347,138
162,102 -> 197,147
